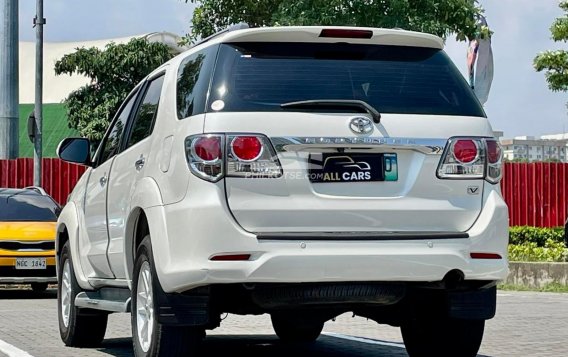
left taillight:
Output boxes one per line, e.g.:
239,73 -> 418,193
185,134 -> 282,182
185,134 -> 224,182
437,137 -> 503,184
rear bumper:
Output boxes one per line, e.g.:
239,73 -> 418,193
155,281 -> 497,326
149,179 -> 509,293
0,256 -> 57,283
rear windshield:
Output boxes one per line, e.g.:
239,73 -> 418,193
206,42 -> 485,117
0,195 -> 60,222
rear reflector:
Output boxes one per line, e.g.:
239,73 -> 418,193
210,254 -> 251,261
470,252 -> 502,259
319,29 -> 373,39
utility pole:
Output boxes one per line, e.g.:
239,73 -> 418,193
0,0 -> 19,159
34,0 -> 45,186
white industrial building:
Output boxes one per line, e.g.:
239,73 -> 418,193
18,32 -> 186,104
500,135 -> 568,162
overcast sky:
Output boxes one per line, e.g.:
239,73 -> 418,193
17,0 -> 568,138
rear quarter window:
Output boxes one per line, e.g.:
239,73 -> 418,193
203,42 -> 485,117
176,45 -> 219,119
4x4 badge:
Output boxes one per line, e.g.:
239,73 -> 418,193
349,117 -> 374,135
467,186 -> 480,195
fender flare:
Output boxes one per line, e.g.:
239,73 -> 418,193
56,201 -> 91,290
124,177 -> 164,283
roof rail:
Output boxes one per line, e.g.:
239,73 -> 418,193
24,186 -> 48,195
191,22 -> 250,49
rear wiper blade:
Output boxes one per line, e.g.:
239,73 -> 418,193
280,99 -> 381,123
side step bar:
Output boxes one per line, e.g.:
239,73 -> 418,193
75,287 -> 131,313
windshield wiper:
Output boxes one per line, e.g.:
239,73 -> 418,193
281,99 -> 381,123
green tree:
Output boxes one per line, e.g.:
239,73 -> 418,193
54,38 -> 174,141
184,0 -> 487,44
534,1 -> 568,95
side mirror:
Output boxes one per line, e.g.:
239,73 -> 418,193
56,138 -> 92,166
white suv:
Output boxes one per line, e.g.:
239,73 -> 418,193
56,26 -> 508,357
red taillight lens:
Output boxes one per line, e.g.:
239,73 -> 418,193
194,137 -> 221,161
231,136 -> 262,161
453,139 -> 478,164
320,29 -> 373,39
486,140 -> 501,164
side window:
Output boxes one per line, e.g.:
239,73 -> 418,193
127,75 -> 165,148
99,92 -> 138,164
176,45 -> 218,119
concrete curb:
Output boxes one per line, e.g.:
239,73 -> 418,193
505,262 -> 568,288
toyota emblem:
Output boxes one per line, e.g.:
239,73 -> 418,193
349,117 -> 374,135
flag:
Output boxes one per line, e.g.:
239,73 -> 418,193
468,15 -> 494,105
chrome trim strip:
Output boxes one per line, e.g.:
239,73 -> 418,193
88,278 -> 130,289
257,231 -> 469,241
75,291 -> 131,313
271,137 -> 447,155
0,277 -> 57,283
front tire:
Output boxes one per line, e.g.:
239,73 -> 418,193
401,317 -> 485,357
271,314 -> 324,343
58,241 -> 108,347
132,236 -> 204,357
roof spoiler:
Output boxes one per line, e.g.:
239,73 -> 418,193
191,23 -> 250,49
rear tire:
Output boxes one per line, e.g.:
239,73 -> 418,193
401,317 -> 485,357
132,235 -> 204,357
31,282 -> 48,292
58,241 -> 108,347
271,314 -> 324,343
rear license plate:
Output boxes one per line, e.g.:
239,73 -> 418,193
308,153 -> 398,183
15,257 -> 46,270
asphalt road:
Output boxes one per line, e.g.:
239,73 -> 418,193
0,289 -> 566,357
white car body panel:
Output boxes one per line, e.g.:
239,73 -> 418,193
82,159 -> 115,278
56,26 -> 509,299
106,136 -> 153,279
205,112 -> 492,233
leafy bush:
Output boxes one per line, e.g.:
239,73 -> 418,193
508,239 -> 568,262
509,226 -> 565,247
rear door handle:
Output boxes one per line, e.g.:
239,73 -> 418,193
135,157 -> 145,171
99,175 -> 107,187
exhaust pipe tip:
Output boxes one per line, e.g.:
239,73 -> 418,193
443,269 -> 465,289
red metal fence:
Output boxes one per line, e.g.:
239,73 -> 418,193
0,158 -> 86,205
501,162 -> 568,228
1,159 -> 568,227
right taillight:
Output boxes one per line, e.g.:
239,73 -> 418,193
185,134 -> 282,182
437,137 -> 503,184
485,138 -> 503,183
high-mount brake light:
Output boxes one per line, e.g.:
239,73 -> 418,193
185,134 -> 282,181
319,29 -> 373,39
437,137 -> 503,184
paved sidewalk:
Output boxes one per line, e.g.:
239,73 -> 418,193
0,289 -> 566,356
